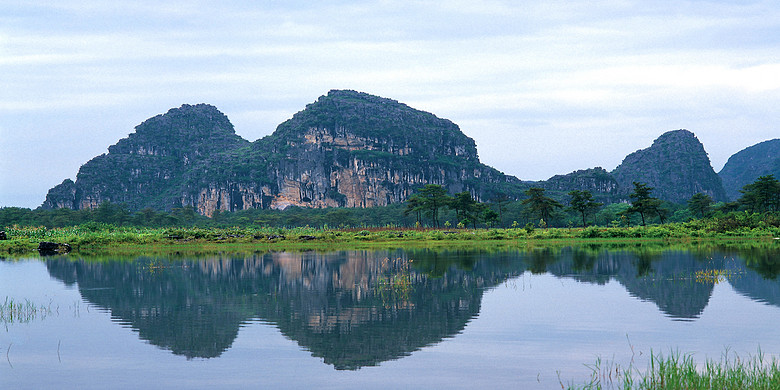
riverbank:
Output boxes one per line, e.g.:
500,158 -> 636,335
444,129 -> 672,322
1,223 -> 777,257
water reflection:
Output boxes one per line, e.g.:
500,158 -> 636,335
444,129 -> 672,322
42,244 -> 780,369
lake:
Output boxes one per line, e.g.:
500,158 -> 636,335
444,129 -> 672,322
2,243 -> 780,389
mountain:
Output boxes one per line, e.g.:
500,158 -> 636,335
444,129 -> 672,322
41,91 -> 747,215
610,129 -> 727,203
42,104 -> 249,211
718,139 -> 780,200
42,90 -> 523,216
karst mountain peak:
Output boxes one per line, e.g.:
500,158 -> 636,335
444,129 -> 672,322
41,90 -> 772,215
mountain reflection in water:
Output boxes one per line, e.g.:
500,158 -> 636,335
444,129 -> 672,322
43,245 -> 780,369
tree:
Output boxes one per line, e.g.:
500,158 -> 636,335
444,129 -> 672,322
687,193 -> 714,219
739,175 -> 780,213
491,193 -> 511,228
451,191 -> 479,228
93,202 -> 131,225
482,207 -> 500,228
521,187 -> 563,227
567,190 -> 602,228
403,194 -> 424,226
415,184 -> 452,228
627,182 -> 665,226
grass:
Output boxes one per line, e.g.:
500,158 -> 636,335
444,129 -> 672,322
0,223 -> 777,257
0,297 -> 53,324
569,349 -> 780,390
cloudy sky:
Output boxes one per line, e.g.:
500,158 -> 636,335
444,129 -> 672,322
2,0 -> 778,209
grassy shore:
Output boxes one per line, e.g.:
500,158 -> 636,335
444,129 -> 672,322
0,222 -> 777,257
569,350 -> 780,390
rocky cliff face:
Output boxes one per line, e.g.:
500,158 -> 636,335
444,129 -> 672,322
610,129 -> 727,203
42,90 -> 522,216
718,139 -> 780,200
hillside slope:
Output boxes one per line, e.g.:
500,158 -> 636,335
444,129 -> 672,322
718,139 -> 780,200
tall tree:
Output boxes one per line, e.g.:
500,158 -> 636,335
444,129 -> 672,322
739,175 -> 780,213
687,193 -> 714,219
415,184 -> 451,228
521,187 -> 563,227
404,194 -> 424,226
567,190 -> 602,228
491,193 -> 511,228
481,206 -> 500,228
451,191 -> 478,228
627,182 -> 665,226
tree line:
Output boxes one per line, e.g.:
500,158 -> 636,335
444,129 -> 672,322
2,175 -> 778,230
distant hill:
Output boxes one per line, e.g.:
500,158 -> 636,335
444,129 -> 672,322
41,91 -> 766,216
541,130 -> 728,204
718,139 -> 780,200
610,129 -> 727,203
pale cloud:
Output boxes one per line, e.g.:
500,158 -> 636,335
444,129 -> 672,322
1,0 -> 778,207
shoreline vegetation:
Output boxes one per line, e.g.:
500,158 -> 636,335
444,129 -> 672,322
568,349 -> 780,390
3,175 -> 778,257
1,221 -> 777,257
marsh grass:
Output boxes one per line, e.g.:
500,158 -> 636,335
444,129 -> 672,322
374,258 -> 414,307
1,223 -> 777,257
0,297 -> 53,324
569,349 -> 780,390
693,268 -> 744,284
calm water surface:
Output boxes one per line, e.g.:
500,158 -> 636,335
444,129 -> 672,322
2,243 -> 780,389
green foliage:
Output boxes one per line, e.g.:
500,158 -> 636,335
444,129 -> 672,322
688,193 -> 714,218
627,182 -> 668,226
522,187 -> 563,227
415,184 -> 451,228
739,174 -> 780,213
567,190 -> 603,228
5,173 -> 780,247
569,349 -> 780,390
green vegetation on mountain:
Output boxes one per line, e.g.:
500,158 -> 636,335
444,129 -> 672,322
611,130 -> 727,203
719,138 -> 780,200
32,91 -> 777,220
541,167 -> 618,202
42,90 -> 525,216
42,104 -> 249,211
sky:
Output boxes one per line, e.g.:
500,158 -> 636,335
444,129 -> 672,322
1,0 -> 779,209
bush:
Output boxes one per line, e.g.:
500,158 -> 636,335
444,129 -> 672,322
579,227 -> 603,239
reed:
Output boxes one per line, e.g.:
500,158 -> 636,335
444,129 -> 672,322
0,297 -> 53,324
569,349 -> 780,390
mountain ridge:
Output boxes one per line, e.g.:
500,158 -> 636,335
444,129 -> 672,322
41,90 -> 766,215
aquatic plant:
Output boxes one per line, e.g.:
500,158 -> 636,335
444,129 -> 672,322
374,258 -> 414,308
694,268 -> 743,284
568,349 -> 780,389
0,297 -> 53,324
